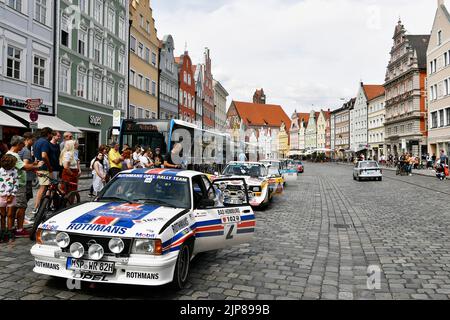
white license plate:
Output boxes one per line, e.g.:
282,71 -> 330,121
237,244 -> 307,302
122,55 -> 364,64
66,258 -> 115,274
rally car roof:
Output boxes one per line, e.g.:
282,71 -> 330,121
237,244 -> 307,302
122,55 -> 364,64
120,168 -> 200,178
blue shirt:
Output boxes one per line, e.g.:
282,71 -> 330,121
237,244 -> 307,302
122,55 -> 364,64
34,137 -> 51,171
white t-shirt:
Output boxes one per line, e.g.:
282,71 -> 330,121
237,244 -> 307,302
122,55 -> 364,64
63,152 -> 78,169
139,155 -> 152,168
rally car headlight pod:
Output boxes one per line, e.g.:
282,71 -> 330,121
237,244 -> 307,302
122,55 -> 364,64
36,230 -> 58,246
70,242 -> 85,259
56,232 -> 70,249
251,186 -> 262,192
132,239 -> 162,255
88,244 -> 104,261
108,238 -> 125,254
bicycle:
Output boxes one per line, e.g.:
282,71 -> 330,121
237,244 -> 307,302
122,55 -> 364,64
396,162 -> 410,176
29,173 -> 81,241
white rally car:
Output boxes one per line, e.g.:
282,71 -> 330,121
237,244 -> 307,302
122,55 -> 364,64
31,169 -> 255,289
220,162 -> 275,209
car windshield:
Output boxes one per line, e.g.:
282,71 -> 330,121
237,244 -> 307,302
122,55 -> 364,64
268,167 -> 280,176
262,161 -> 280,170
98,173 -> 191,209
223,164 -> 265,177
360,162 -> 378,168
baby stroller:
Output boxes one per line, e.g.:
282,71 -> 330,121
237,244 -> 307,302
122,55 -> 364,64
435,162 -> 449,181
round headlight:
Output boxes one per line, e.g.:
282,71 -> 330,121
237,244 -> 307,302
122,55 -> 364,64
237,190 -> 245,200
70,242 -> 85,259
56,232 -> 70,249
223,189 -> 231,197
248,191 -> 255,199
108,238 -> 125,254
88,244 -> 104,261
219,183 -> 227,190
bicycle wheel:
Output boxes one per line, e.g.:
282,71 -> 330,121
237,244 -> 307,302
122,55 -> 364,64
30,197 -> 51,241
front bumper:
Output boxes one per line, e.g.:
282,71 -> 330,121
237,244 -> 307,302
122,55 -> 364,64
31,244 -> 179,286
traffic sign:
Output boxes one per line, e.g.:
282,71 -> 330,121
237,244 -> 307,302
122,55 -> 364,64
26,98 -> 43,112
30,111 -> 38,122
30,122 -> 38,130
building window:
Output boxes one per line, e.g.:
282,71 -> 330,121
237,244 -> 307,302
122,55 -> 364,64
61,15 -> 70,47
137,108 -> 143,119
438,30 -> 442,46
107,45 -> 115,69
118,88 -> 125,111
152,52 -> 157,66
94,38 -> 102,63
440,110 -> 445,127
129,105 -> 136,119
94,0 -> 103,24
446,108 -> 450,126
145,110 -> 150,119
77,72 -> 87,98
7,0 -> 22,12
145,78 -> 150,94
138,74 -> 143,90
33,56 -> 46,86
152,81 -> 156,96
145,48 -> 150,63
59,63 -> 69,93
35,0 -> 47,25
107,8 -> 115,33
432,112 -> 438,129
138,42 -> 144,58
78,30 -> 87,56
79,0 -> 88,14
129,70 -> 135,86
118,54 -> 125,75
106,84 -> 114,107
93,78 -> 101,103
118,17 -> 125,41
6,46 -> 22,80
130,36 -> 136,52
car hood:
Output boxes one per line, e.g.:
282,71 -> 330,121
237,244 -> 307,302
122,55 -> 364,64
39,202 -> 189,238
219,175 -> 266,185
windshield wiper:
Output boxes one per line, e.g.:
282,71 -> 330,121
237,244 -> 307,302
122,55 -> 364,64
98,196 -> 134,204
133,199 -> 178,208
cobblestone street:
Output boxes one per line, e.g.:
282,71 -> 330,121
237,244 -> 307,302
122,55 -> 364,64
2,163 -> 450,300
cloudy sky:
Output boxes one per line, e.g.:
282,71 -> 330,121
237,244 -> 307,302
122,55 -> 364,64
152,0 -> 436,116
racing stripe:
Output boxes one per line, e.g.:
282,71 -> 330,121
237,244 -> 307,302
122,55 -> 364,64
241,215 -> 256,221
196,225 -> 224,232
196,231 -> 224,238
237,221 -> 256,229
237,228 -> 255,234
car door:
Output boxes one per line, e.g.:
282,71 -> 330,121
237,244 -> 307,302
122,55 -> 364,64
192,175 -> 255,254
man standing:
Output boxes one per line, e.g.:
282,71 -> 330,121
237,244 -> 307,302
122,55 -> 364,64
440,149 -> 449,166
49,131 -> 62,180
164,143 -> 183,169
60,132 -> 73,151
33,127 -> 53,215
108,142 -> 123,178
7,136 -> 43,237
18,132 -> 36,225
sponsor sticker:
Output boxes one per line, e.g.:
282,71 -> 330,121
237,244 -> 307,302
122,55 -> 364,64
135,232 -> 156,238
217,208 -> 240,216
66,223 -> 128,235
118,174 -> 187,182
221,215 -> 241,224
172,217 -> 189,234
35,260 -> 60,270
73,273 -> 109,282
126,272 -> 159,280
41,224 -> 58,231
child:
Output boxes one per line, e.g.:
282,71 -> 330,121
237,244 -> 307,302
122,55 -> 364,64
0,154 -> 19,242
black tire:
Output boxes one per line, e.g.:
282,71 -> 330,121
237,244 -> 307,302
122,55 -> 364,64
379,177 -> 382,181
30,197 -> 50,241
357,177 -> 361,182
353,176 -> 356,181
171,243 -> 191,290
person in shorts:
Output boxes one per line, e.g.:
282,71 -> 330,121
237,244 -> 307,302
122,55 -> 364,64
18,132 -> 36,225
0,154 -> 19,242
33,127 -> 53,215
7,136 -> 44,238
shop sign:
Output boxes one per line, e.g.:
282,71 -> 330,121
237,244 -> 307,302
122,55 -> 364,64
113,110 -> 121,127
89,115 -> 102,126
2,96 -> 51,113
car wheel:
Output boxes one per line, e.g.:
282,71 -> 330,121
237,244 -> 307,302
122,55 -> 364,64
171,243 -> 191,290
357,177 -> 361,182
353,176 -> 356,181
379,177 -> 382,181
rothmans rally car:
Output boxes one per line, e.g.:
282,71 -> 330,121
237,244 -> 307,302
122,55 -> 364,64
220,162 -> 275,209
30,169 -> 255,289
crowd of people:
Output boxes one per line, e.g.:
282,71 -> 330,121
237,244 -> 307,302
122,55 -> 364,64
0,127 -> 82,242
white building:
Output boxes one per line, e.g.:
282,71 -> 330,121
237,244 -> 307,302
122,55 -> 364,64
350,83 -> 384,156
0,0 -> 66,141
367,92 -> 386,161
213,79 -> 228,131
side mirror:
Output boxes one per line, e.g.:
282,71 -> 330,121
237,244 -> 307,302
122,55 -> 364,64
198,198 -> 215,209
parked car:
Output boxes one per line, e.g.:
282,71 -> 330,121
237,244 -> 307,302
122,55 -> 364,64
31,169 -> 255,289
353,161 -> 383,181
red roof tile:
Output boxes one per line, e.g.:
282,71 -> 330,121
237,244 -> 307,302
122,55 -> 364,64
232,101 -> 291,131
297,113 -> 310,125
363,85 -> 385,101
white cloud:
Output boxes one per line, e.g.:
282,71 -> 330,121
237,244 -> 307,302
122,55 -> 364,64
152,0 -> 435,116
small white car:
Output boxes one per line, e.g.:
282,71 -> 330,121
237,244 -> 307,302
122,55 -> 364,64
220,162 -> 275,209
30,169 -> 255,289
353,161 -> 383,181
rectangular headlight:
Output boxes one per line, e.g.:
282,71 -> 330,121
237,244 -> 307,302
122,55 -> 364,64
252,186 -> 262,192
132,239 -> 162,255
36,229 -> 58,246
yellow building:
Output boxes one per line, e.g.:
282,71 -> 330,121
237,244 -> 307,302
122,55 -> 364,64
278,122 -> 289,158
129,0 -> 159,119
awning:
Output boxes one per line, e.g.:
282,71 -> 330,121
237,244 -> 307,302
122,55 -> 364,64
0,110 -> 27,128
9,110 -> 81,133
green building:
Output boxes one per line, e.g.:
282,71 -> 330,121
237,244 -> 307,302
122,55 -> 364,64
57,0 -> 129,164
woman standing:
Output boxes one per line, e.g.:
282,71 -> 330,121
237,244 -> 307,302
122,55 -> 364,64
59,140 -> 79,193
92,152 -> 106,195
122,150 -> 134,170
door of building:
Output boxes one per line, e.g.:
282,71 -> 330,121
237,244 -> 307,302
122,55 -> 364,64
77,131 -> 99,166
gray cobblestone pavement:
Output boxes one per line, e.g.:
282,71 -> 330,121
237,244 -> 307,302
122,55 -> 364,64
1,163 -> 450,300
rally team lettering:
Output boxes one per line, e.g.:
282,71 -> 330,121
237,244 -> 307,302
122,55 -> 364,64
126,272 -> 159,280
67,223 -> 127,235
35,261 -> 60,270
